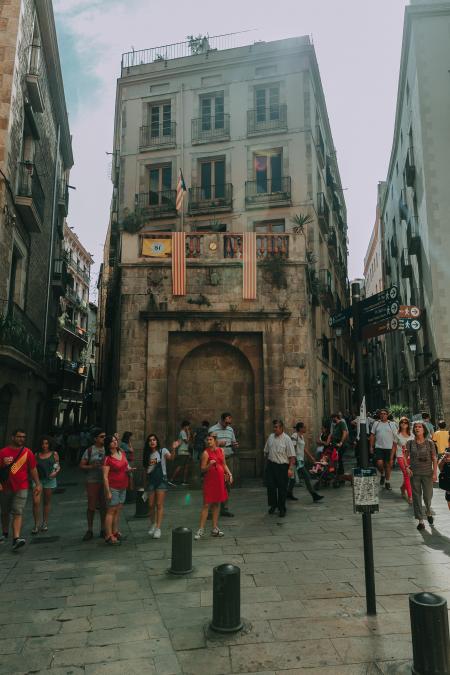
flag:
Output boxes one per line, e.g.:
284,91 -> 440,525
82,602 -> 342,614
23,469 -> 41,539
172,232 -> 186,296
176,169 -> 186,212
243,232 -> 257,300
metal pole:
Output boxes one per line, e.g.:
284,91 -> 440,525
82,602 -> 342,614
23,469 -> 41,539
352,282 -> 377,616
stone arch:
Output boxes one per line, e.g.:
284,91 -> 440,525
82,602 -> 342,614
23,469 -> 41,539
175,341 -> 255,451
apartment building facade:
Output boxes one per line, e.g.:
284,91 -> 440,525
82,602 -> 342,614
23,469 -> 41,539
0,0 -> 73,444
381,0 -> 450,420
98,35 -> 351,475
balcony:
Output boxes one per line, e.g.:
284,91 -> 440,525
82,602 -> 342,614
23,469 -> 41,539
319,268 -> 334,309
52,258 -> 68,295
192,115 -> 230,144
25,45 -> 44,113
316,125 -> 325,168
15,162 -> 45,232
327,230 -> 337,250
407,217 -> 420,255
317,192 -> 330,233
0,301 -> 43,363
136,190 -> 177,218
60,359 -> 87,376
390,236 -> 399,258
188,184 -> 233,215
62,317 -> 88,343
247,105 -> 287,136
57,178 -> 69,216
66,256 -> 90,284
405,146 -> 416,187
139,122 -> 176,149
245,177 -> 291,208
401,248 -> 412,278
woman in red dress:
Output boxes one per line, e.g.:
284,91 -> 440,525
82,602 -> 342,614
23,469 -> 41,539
194,433 -> 233,539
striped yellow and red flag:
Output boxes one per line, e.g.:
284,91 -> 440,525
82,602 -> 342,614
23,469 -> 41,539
243,232 -> 257,300
172,232 -> 186,296
176,169 -> 186,212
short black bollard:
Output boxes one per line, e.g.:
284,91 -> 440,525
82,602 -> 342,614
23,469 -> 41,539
210,564 -> 243,633
410,592 -> 450,674
134,489 -> 149,518
169,527 -> 192,575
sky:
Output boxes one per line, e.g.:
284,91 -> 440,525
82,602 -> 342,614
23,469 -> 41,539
54,0 -> 408,285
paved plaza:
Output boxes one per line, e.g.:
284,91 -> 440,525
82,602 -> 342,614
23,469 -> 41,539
2,465 -> 450,674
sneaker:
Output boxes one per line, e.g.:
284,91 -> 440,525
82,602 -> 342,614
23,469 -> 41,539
148,524 -> 156,536
82,530 -> 93,541
40,523 -> 48,532
211,527 -> 224,537
114,532 -> 126,541
167,481 -> 176,487
313,494 -> 324,502
153,528 -> 161,539
380,475 -> 386,486
417,522 -> 425,531
12,537 -> 26,550
31,526 -> 39,535
194,528 -> 205,540
385,482 -> 392,491
427,515 -> 434,525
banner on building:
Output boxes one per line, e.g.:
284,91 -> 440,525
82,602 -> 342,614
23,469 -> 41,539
243,232 -> 257,300
172,232 -> 186,296
142,238 -> 172,258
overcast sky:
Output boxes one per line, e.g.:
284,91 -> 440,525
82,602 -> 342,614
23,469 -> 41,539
54,0 -> 408,285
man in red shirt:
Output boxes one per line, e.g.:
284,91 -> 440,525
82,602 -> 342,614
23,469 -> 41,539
0,429 -> 42,550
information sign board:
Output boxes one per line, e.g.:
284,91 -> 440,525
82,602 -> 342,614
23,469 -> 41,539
352,468 -> 379,514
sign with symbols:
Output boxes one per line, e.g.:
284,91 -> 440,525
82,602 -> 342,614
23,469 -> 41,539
358,286 -> 400,327
397,305 -> 421,319
352,468 -> 379,514
360,300 -> 400,327
389,317 -> 421,332
329,307 -> 352,328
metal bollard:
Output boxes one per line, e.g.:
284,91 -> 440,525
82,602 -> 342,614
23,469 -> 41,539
134,489 -> 149,518
409,592 -> 450,674
169,527 -> 192,575
210,564 -> 243,633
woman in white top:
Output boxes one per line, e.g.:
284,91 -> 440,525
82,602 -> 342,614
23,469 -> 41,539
143,434 -> 177,539
391,416 -> 414,505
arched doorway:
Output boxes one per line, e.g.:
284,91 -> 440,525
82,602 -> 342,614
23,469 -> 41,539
175,341 -> 256,472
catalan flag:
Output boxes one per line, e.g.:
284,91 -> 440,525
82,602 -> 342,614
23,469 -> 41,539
243,232 -> 257,300
172,232 -> 186,296
176,169 -> 186,212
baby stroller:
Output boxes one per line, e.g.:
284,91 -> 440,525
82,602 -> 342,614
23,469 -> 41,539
311,445 -> 340,489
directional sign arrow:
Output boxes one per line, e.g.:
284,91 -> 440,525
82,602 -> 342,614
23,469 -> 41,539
359,301 -> 400,327
389,317 -> 421,332
358,286 -> 399,314
397,305 -> 421,319
329,307 -> 352,328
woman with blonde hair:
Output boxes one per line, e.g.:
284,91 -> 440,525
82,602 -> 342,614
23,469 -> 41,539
405,421 -> 438,531
392,416 -> 414,505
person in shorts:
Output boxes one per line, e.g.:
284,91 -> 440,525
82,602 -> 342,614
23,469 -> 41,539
369,408 -> 397,490
170,421 -> 192,486
80,429 -> 106,540
32,435 -> 61,534
102,435 -> 132,545
0,429 -> 42,550
143,434 -> 176,539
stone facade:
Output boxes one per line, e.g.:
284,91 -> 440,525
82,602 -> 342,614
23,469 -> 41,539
98,36 -> 352,473
381,1 -> 450,420
0,0 -> 73,445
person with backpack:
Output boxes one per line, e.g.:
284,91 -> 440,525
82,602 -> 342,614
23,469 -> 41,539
369,408 -> 397,490
31,436 -> 60,534
79,429 -> 107,541
0,429 -> 42,550
143,434 -> 177,539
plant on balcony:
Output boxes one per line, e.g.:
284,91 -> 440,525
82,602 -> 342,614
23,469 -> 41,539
291,212 -> 314,235
187,294 -> 211,307
121,209 -> 145,234
261,256 -> 287,290
187,34 -> 210,54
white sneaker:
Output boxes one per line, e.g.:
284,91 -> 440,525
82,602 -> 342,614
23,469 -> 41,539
148,524 -> 156,536
153,528 -> 161,539
194,528 -> 204,540
211,527 -> 224,538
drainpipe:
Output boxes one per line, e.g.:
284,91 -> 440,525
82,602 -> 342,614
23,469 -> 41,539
43,123 -> 60,358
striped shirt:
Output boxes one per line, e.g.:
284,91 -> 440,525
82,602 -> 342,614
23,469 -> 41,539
208,423 -> 236,458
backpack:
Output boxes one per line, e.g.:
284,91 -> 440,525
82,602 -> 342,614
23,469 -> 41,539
439,460 -> 450,491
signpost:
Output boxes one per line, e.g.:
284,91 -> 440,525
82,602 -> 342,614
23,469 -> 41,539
328,307 -> 352,328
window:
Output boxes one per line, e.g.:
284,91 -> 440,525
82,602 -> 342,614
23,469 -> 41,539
255,85 -> 280,122
254,219 -> 285,233
149,102 -> 172,138
254,150 -> 282,193
200,92 -> 224,131
199,158 -> 225,199
149,164 -> 172,204
9,242 -> 27,309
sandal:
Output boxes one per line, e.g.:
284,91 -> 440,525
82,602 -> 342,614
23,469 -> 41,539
105,536 -> 120,545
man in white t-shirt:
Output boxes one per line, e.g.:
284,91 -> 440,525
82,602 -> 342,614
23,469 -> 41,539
264,419 -> 296,517
369,408 -> 397,490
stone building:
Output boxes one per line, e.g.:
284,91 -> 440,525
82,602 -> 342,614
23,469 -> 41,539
98,35 -> 351,475
381,0 -> 450,420
0,0 -> 73,444
51,222 -> 93,430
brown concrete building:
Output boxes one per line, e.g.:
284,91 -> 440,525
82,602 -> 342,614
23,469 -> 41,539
0,0 -> 73,444
98,35 -> 352,475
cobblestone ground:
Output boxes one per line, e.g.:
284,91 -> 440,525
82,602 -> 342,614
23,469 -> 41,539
2,464 -> 450,674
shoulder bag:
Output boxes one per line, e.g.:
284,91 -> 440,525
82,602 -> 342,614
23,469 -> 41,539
0,447 -> 27,483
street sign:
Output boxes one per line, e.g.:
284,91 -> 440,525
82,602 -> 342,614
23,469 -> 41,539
357,286 -> 400,327
389,317 -> 421,332
361,321 -> 391,340
397,305 -> 421,319
352,467 -> 379,514
358,286 -> 399,313
329,307 -> 352,328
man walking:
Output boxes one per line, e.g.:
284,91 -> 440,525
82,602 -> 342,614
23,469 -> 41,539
264,419 -> 296,517
328,413 -> 349,477
287,422 -> 324,503
0,429 -> 42,550
80,429 -> 106,540
369,408 -> 397,490
209,413 -> 238,517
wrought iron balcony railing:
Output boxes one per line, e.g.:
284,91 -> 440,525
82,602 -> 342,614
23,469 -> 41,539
407,217 -> 420,255
401,248 -> 412,278
137,189 -> 177,217
0,301 -> 43,362
317,192 -> 330,232
188,184 -> 233,214
247,105 -> 287,135
139,122 -> 176,148
16,161 -> 45,231
245,177 -> 291,206
192,115 -> 230,143
57,178 -> 69,216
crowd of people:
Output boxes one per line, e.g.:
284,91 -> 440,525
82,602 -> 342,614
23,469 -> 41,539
1,408 -> 449,550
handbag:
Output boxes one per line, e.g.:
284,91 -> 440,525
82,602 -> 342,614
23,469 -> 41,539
0,447 -> 26,483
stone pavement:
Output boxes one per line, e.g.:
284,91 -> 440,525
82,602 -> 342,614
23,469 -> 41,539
2,465 -> 450,674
